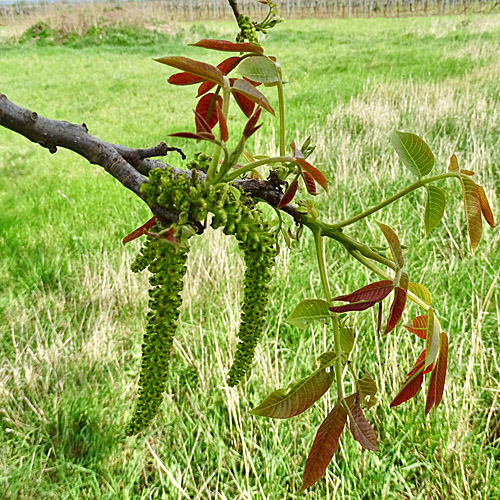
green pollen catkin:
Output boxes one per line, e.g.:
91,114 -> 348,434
125,236 -> 188,436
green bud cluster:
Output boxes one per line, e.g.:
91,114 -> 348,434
126,235 -> 189,436
236,14 -> 259,45
186,152 -> 212,174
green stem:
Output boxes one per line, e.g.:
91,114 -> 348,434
332,172 -> 460,230
312,226 -> 344,400
277,76 -> 286,157
223,155 -> 295,182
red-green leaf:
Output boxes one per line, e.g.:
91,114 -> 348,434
300,403 -> 348,491
333,280 -> 393,304
376,222 -> 404,269
123,216 -> 157,245
425,332 -> 448,414
477,184 -> 495,228
358,372 -> 378,397
406,350 -> 426,379
195,93 -> 222,132
155,56 -> 224,86
390,368 -> 424,407
347,397 -> 377,451
461,169 -> 475,176
189,39 -> 264,54
277,179 -> 298,209
425,308 -> 441,369
460,176 -> 483,253
404,315 -> 428,339
231,79 -> 275,115
302,172 -> 317,195
168,72 -> 204,86
251,352 -> 336,419
384,273 -> 408,335
237,55 -> 279,84
448,153 -> 459,171
290,141 -> 305,159
295,158 -> 328,193
330,300 -> 378,313
197,57 -> 240,97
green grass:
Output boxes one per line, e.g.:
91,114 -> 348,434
1,14 -> 500,500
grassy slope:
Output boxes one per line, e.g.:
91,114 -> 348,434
1,14 -> 500,500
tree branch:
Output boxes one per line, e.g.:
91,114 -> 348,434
0,94 -> 302,226
227,0 -> 241,20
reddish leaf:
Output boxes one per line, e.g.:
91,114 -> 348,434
189,39 -> 264,54
231,79 -> 275,115
448,153 -> 459,171
300,403 -> 347,491
347,397 -> 377,451
155,56 -> 224,86
390,369 -> 424,407
197,80 -> 216,97
460,176 -> 483,252
194,111 -> 212,134
196,57 -> 240,97
195,93 -> 223,132
216,103 -> 229,142
250,171 -> 261,179
404,315 -> 428,339
477,184 -> 495,228
168,72 -> 204,85
277,179 -> 298,209
377,222 -> 404,269
233,90 -> 256,117
333,280 -> 394,304
384,273 -> 408,335
425,332 -> 448,415
157,227 -> 179,245
243,106 -> 262,138
169,131 -> 215,141
295,158 -> 328,193
330,300 -> 378,313
461,169 -> 475,176
406,350 -> 425,379
302,172 -> 317,195
290,141 -> 305,159
123,216 -> 157,245
377,301 -> 383,335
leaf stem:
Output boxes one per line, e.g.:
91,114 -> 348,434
332,172 -> 461,230
223,155 -> 295,182
277,73 -> 285,157
312,226 -> 344,400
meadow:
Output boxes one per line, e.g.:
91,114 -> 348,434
1,13 -> 500,499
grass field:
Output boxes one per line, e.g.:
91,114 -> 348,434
1,14 -> 500,500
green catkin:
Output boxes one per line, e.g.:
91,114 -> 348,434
127,165 -> 276,434
126,236 -> 189,436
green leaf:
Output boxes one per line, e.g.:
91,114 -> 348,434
424,185 -> 446,234
251,352 -> 336,419
459,176 -> 483,253
230,79 -> 275,115
391,131 -> 435,177
408,282 -> 432,306
425,308 -> 441,369
154,56 -> 224,86
358,372 -> 377,397
286,299 -> 331,329
339,325 -> 355,353
237,56 -> 280,84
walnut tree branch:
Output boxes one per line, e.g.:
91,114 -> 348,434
0,94 -> 302,224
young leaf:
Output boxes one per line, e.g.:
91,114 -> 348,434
231,79 -> 275,115
384,273 -> 408,335
425,308 -> 441,369
408,282 -> 432,306
197,57 -> 240,97
358,372 -> 378,397
448,153 -> 459,171
286,299 -> 331,329
237,55 -> 280,84
277,179 -> 298,209
168,72 -> 204,85
425,332 -> 448,415
302,172 -> 317,195
233,90 -> 256,118
404,315 -> 428,339
424,185 -> 446,234
339,325 -> 355,353
376,222 -> 404,269
169,131 -> 215,142
189,39 -> 264,54
195,93 -> 223,132
406,350 -> 426,379
476,184 -> 495,228
391,131 -> 435,177
216,103 -> 228,142
332,280 -> 393,304
290,141 -> 305,159
390,368 -> 424,407
295,159 -> 328,193
243,106 -> 262,138
330,300 -> 378,313
155,56 -> 224,86
123,216 -> 157,245
461,169 -> 475,176
459,176 -> 483,253
300,403 -> 348,491
347,397 -> 377,451
251,352 -> 336,419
